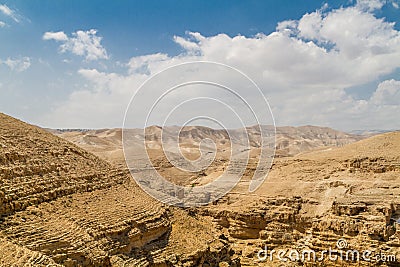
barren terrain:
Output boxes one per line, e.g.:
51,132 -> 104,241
1,113 -> 399,266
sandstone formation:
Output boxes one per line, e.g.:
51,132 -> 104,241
56,124 -> 399,266
0,113 -> 236,266
200,132 -> 400,266
2,112 -> 399,266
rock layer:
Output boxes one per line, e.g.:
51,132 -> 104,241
0,113 -> 236,266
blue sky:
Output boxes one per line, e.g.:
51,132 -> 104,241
1,0 -> 400,130
1,0 -> 356,59
8,0 -> 400,58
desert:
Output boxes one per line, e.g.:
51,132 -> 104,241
1,112 -> 399,266
2,1 -> 400,266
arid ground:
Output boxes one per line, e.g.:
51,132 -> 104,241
1,112 -> 399,266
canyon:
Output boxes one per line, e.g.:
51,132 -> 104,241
1,112 -> 399,266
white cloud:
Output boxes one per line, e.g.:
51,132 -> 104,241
0,21 -> 5,27
1,57 -> 31,72
0,4 -> 20,23
173,33 -> 202,53
297,12 -> 322,40
43,2 -> 400,130
340,79 -> 400,129
276,20 -> 298,35
0,4 -> 12,15
356,0 -> 386,11
370,79 -> 400,105
43,29 -> 108,61
43,31 -> 68,41
43,69 -> 147,128
293,6 -> 400,61
127,53 -> 169,74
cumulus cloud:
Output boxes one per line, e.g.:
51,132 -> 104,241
356,0 -> 386,11
173,32 -> 203,54
1,57 -> 31,72
43,69 -> 147,128
43,31 -> 68,41
43,2 -> 400,130
342,79 -> 400,129
43,29 -> 108,61
297,6 -> 399,60
370,79 -> 400,105
127,53 -> 169,74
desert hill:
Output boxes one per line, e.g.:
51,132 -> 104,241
202,132 -> 400,266
0,113 -> 126,216
0,113 -> 237,266
2,112 -> 399,266
53,122 -> 400,266
54,125 -> 362,168
54,125 -> 363,190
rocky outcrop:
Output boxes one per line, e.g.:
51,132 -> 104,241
0,113 -> 129,217
15,117 -> 397,267
0,237 -> 62,267
0,113 -> 239,267
200,196 -> 399,266
346,157 -> 400,173
197,134 -> 400,266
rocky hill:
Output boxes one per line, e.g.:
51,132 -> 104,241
0,113 -> 236,266
200,132 -> 400,266
54,125 -> 362,169
0,114 -> 127,217
54,123 -> 400,266
2,112 -> 399,266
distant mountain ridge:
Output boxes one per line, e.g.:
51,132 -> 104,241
50,125 -> 365,168
348,129 -> 399,136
